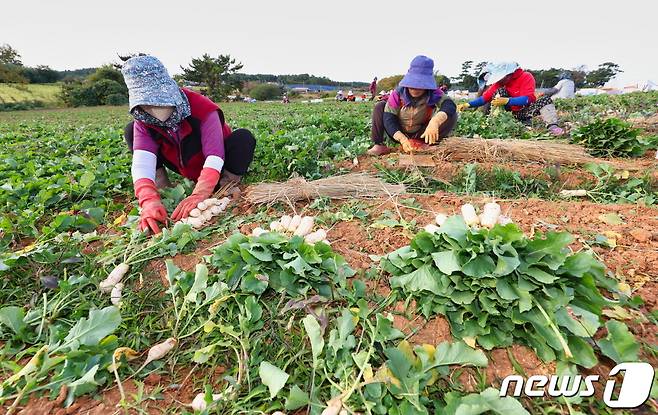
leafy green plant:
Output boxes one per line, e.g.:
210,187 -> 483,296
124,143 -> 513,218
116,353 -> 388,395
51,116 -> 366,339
572,118 -> 649,157
381,215 -> 633,367
207,231 -> 354,298
455,111 -> 528,139
584,163 -> 658,205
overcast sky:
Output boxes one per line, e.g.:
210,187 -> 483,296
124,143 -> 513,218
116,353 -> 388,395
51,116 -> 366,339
2,0 -> 656,87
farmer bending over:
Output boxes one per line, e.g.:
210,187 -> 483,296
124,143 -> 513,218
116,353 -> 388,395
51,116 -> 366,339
121,55 -> 256,234
367,55 -> 457,156
458,62 -> 565,136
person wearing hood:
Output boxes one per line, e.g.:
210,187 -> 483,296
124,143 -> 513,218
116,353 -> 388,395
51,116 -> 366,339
544,72 -> 575,99
367,55 -> 457,156
121,55 -> 256,234
458,62 -> 565,135
369,77 -> 378,101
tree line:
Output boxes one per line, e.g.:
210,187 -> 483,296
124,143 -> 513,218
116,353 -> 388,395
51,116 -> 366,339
0,43 -> 626,107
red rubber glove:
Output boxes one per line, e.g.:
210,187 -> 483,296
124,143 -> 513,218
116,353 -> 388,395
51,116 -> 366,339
172,167 -> 220,221
134,178 -> 168,234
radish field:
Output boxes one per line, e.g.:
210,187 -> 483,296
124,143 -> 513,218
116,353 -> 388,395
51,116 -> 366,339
1,93 -> 657,414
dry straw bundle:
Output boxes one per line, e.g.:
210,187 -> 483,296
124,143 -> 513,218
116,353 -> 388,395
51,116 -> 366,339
246,173 -> 405,204
432,137 -> 635,169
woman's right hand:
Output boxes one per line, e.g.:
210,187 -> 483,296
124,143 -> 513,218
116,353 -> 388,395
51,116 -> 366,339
393,131 -> 414,153
139,199 -> 168,234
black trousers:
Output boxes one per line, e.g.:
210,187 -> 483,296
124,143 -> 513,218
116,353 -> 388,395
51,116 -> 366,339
124,122 -> 256,176
370,101 -> 457,145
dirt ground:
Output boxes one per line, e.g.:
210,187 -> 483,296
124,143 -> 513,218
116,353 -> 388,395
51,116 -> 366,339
6,150 -> 658,414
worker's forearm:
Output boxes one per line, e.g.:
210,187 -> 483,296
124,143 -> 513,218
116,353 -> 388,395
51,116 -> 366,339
507,96 -> 530,106
467,96 -> 486,108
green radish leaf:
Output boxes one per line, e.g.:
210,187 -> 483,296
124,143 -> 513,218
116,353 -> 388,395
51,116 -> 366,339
259,361 -> 289,399
62,306 -> 121,351
597,320 -> 639,363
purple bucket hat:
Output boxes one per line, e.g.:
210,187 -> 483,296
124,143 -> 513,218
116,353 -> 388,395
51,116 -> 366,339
399,55 -> 437,90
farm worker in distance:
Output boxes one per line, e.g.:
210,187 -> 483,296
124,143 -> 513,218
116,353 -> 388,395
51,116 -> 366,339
347,91 -> 356,102
120,55 -> 256,234
369,77 -> 378,100
475,63 -> 493,115
367,55 -> 458,156
544,71 -> 576,100
458,62 -> 565,136
335,90 -> 345,101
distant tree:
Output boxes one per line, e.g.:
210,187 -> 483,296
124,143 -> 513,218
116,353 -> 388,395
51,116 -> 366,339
452,60 -> 478,91
0,64 -> 28,83
248,83 -> 282,101
180,54 -> 243,101
21,65 -> 60,83
377,75 -> 404,92
0,44 -> 22,65
87,65 -> 126,86
585,62 -> 622,87
60,66 -> 128,107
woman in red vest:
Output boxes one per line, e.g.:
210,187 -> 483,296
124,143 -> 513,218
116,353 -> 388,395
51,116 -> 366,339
121,55 -> 256,234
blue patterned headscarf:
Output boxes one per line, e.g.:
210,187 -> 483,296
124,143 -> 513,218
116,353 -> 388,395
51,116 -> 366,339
121,55 -> 191,128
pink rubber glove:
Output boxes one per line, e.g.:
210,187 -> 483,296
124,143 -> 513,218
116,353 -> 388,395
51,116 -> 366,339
172,167 -> 220,221
134,178 -> 168,234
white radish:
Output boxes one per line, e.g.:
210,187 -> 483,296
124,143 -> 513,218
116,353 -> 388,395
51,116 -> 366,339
252,227 -> 267,237
217,197 -> 231,209
189,208 -> 202,218
435,213 -> 448,226
201,210 -> 214,222
100,263 -> 129,292
498,215 -> 513,225
197,201 -> 208,210
270,221 -> 283,231
424,224 -> 440,234
110,283 -> 123,306
304,229 -> 327,244
188,218 -> 204,229
191,393 -> 224,411
294,216 -> 315,236
280,215 -> 292,229
479,202 -> 501,229
461,204 -> 479,227
210,205 -> 223,216
288,215 -> 302,232
206,198 -> 220,206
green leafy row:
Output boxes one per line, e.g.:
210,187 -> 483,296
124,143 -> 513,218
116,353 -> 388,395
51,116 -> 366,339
382,216 -> 638,368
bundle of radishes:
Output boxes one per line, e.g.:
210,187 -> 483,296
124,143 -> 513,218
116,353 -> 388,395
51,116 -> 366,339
424,202 -> 512,234
176,197 -> 231,229
251,214 -> 329,245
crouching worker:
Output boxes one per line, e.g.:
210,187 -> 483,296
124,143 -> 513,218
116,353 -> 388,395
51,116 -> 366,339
458,62 -> 564,136
367,55 -> 457,156
121,55 -> 256,234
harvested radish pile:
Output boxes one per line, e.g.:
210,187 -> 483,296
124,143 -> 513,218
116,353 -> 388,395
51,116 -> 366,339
253,214 -> 329,244
176,197 -> 231,229
382,202 -> 635,367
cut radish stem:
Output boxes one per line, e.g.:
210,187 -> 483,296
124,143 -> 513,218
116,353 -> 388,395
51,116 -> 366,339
480,202 -> 501,228
461,204 -> 479,226
294,216 -> 315,236
304,229 -> 327,244
197,201 -> 208,210
280,215 -> 292,229
110,283 -> 123,306
206,198 -> 220,206
424,224 -> 440,234
270,221 -> 283,231
288,215 -> 302,232
498,215 -> 513,225
100,263 -> 129,292
191,393 -> 224,411
189,208 -> 201,218
210,206 -> 223,215
252,227 -> 267,237
435,214 -> 448,226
